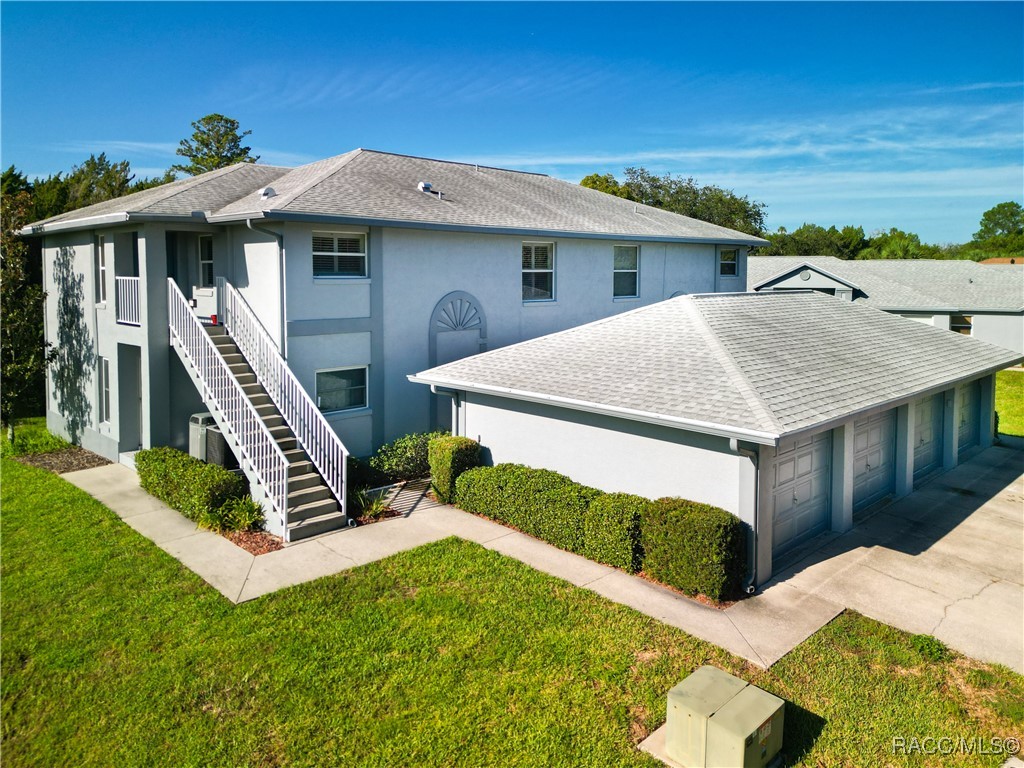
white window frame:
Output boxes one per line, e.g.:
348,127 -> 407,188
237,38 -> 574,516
719,248 -> 739,277
198,235 -> 214,288
312,231 -> 368,278
315,365 -> 369,413
95,236 -> 107,304
97,356 -> 111,424
522,241 -> 556,303
612,244 -> 640,299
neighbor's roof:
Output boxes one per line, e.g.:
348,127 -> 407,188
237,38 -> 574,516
748,256 -> 1024,312
22,164 -> 290,234
411,291 -> 1021,445
209,149 -> 768,244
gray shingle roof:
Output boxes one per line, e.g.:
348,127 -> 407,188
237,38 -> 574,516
24,164 -> 290,233
748,256 -> 1024,312
412,291 -> 1022,443
210,149 -> 768,244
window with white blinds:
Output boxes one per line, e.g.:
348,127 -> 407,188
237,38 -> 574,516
312,232 -> 367,277
522,242 -> 555,301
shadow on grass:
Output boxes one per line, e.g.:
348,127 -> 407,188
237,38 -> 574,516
782,700 -> 826,766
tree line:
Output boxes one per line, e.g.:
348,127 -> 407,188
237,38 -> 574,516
581,169 -> 1023,261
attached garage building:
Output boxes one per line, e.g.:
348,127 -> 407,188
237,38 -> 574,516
411,292 -> 1022,586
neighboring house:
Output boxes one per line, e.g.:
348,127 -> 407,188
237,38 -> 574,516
24,149 -> 766,540
411,291 -> 1022,585
747,256 -> 1024,353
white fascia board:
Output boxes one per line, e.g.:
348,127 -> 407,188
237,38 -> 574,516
407,374 -> 780,445
751,262 -> 861,292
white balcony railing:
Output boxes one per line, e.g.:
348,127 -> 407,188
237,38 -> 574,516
220,278 -> 348,519
167,278 -> 289,529
116,276 -> 141,326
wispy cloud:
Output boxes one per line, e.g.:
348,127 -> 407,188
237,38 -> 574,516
50,139 -> 179,157
914,81 -> 1024,95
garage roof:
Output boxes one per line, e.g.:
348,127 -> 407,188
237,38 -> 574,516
411,292 -> 1022,444
748,256 -> 1024,312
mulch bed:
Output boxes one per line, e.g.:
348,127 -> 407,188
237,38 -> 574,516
352,508 -> 403,525
224,530 -> 284,556
13,447 -> 112,475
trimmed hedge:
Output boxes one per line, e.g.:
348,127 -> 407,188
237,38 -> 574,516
581,493 -> 651,573
428,436 -> 481,504
136,447 -> 247,523
369,430 -> 447,481
455,464 -> 602,555
641,497 -> 746,601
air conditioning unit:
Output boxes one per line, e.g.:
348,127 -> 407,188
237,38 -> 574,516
205,425 -> 239,470
188,413 -> 216,460
666,666 -> 784,768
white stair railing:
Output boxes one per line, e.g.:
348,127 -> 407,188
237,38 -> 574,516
116,276 -> 141,326
219,279 -> 348,519
167,279 -> 289,529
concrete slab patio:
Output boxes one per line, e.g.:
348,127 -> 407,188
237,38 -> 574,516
62,444 -> 1023,672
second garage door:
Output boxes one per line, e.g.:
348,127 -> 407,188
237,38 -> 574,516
854,410 -> 897,511
772,431 -> 832,556
914,394 -> 944,481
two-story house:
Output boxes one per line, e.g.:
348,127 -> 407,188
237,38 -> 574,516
25,149 -> 767,540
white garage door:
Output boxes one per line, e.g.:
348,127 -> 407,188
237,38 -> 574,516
913,394 -> 944,481
772,432 -> 832,556
853,410 -> 897,511
957,380 -> 980,451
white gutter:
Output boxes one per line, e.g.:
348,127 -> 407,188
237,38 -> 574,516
407,374 -> 780,445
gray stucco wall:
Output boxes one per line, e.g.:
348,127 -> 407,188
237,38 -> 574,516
971,313 -> 1024,353
461,392 -> 745,515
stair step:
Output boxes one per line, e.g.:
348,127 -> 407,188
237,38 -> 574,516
205,325 -> 227,337
289,485 -> 331,506
289,472 -> 324,491
289,497 -> 339,523
288,460 -> 314,477
248,394 -> 272,408
287,509 -> 348,541
222,353 -> 246,367
284,449 -> 310,465
211,336 -> 236,349
229,362 -> 253,376
277,437 -> 299,451
235,372 -> 256,386
261,414 -> 285,429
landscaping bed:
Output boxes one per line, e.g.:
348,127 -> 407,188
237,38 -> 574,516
12,446 -> 111,474
2,456 -> 1021,767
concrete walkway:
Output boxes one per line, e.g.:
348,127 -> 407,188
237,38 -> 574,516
63,463 -> 840,668
62,447 -> 1022,671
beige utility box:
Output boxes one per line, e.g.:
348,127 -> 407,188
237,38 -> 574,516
666,665 -> 784,768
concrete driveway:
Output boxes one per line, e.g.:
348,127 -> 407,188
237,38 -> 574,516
767,445 -> 1024,673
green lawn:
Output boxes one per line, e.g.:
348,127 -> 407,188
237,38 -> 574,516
2,458 -> 1021,767
996,369 -> 1024,437
0,416 -> 70,457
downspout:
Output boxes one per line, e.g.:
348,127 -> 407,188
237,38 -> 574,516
246,219 -> 288,359
730,438 -> 759,595
430,385 -> 461,436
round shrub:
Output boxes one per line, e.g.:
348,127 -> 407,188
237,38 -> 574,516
369,430 -> 447,481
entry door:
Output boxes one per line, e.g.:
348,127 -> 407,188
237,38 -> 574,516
957,380 -> 980,451
853,410 -> 896,511
772,431 -> 832,556
913,394 -> 943,481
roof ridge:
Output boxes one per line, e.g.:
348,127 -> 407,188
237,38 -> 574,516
684,297 -> 787,434
359,148 -> 550,177
264,149 -> 364,211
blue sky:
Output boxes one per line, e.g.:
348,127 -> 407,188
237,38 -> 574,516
2,2 -> 1021,243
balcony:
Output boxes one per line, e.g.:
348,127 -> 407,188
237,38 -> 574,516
115,276 -> 141,326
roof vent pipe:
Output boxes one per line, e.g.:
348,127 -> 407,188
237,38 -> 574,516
258,187 -> 276,200
418,181 -> 432,193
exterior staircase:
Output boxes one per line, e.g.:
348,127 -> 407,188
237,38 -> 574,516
205,326 -> 347,540
167,277 -> 350,543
